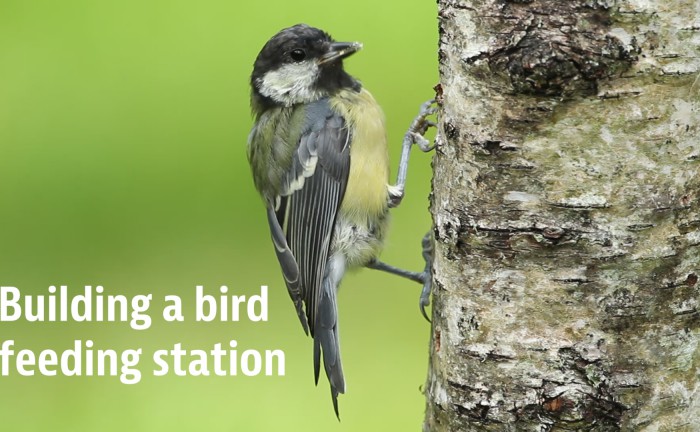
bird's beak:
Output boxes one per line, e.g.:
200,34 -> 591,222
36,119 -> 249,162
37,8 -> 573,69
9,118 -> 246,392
318,42 -> 363,65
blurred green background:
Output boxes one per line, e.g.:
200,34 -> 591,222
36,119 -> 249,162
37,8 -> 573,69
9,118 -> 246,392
0,1 -> 437,430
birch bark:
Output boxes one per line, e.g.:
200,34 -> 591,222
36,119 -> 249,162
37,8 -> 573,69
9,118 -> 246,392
425,1 -> 700,430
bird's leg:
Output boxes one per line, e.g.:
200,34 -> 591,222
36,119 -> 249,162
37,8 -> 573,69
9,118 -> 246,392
374,99 -> 437,321
368,232 -> 434,321
388,99 -> 437,208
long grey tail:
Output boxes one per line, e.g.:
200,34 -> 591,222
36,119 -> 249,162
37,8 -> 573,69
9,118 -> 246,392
313,256 -> 345,419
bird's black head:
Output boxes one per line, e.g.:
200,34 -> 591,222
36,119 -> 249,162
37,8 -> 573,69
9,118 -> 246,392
251,24 -> 362,111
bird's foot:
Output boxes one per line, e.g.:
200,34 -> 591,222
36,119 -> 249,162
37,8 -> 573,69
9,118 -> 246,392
409,99 -> 438,152
418,231 -> 433,322
366,231 -> 434,322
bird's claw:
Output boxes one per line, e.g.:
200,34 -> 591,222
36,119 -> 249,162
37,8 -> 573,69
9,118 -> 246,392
419,231 -> 434,322
410,99 -> 438,150
419,273 -> 432,322
419,99 -> 438,117
411,132 -> 435,152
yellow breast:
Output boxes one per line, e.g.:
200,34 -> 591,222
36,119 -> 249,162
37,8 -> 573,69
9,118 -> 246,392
330,88 -> 389,224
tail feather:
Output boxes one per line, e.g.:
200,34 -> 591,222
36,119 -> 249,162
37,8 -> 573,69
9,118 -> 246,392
331,387 -> 340,419
313,336 -> 321,385
313,259 -> 345,417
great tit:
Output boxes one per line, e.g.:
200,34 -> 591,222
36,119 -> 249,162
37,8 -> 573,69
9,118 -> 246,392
247,24 -> 435,417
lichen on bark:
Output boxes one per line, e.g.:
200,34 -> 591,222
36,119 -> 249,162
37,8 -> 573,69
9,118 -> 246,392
425,0 -> 700,430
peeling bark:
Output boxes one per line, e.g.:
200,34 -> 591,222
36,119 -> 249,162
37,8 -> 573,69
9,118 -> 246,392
425,0 -> 700,430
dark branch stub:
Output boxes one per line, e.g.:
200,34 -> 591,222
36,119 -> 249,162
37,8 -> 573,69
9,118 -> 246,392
483,1 -> 640,96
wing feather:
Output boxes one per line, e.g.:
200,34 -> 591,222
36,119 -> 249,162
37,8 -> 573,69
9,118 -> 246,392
270,99 -> 350,334
266,205 -> 308,334
287,166 -> 345,332
258,99 -> 350,415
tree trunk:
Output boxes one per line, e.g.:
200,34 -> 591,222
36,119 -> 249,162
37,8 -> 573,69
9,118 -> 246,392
424,1 -> 700,430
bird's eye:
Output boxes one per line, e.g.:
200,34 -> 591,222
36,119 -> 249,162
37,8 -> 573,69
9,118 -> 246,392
290,49 -> 306,62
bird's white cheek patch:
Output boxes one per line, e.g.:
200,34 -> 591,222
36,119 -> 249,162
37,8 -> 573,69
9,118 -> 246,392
257,61 -> 322,106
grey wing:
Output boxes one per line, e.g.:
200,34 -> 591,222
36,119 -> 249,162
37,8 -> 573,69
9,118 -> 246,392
264,100 -> 350,415
266,203 -> 308,334
267,100 -> 350,334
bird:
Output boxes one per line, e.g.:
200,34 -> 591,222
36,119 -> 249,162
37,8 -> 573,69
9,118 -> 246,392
247,23 -> 435,417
